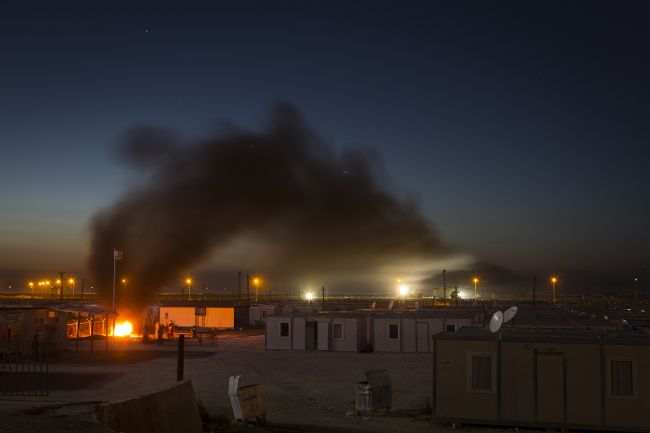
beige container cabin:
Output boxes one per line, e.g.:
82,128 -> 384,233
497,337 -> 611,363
433,327 -> 650,432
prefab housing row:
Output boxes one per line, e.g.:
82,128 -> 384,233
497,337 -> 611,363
0,307 -> 69,356
265,311 -> 474,352
433,327 -> 650,432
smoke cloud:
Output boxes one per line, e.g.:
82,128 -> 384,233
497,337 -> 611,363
88,104 -> 454,309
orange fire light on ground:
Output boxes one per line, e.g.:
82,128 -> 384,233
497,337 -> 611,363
114,321 -> 133,337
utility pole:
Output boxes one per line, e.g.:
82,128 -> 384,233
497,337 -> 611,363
442,269 -> 447,299
59,271 -> 65,301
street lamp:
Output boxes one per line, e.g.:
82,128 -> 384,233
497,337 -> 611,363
28,281 -> 34,298
68,278 -> 75,298
550,276 -> 558,304
472,276 -> 479,299
305,291 -> 314,303
253,277 -> 260,302
186,277 -> 192,300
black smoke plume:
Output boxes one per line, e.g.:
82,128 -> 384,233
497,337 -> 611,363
88,104 -> 451,309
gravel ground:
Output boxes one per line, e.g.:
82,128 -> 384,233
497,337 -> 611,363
0,331 -> 527,433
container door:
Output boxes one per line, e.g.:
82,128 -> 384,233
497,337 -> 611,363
416,322 -> 429,352
536,353 -> 565,424
317,322 -> 329,351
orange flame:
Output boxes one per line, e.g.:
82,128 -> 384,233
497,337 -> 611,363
114,320 -> 133,337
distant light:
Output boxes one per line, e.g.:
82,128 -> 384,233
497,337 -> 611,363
185,277 -> 192,285
399,284 -> 409,297
551,276 -> 558,284
121,278 -> 127,284
305,291 -> 314,301
473,277 -> 479,284
28,282 -> 34,287
56,279 -> 61,284
68,278 -> 75,284
253,277 -> 260,285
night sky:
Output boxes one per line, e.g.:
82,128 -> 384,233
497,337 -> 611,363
1,1 -> 649,294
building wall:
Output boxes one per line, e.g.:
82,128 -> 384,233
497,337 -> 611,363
402,319 -> 416,352
249,306 -> 277,325
499,341 -> 602,425
604,344 -> 650,429
373,318 -> 402,352
436,338 -> 650,431
265,316 -> 292,350
331,318 -> 358,352
160,307 -> 234,328
292,317 -> 305,350
205,308 -> 234,328
435,340 -> 499,421
160,307 -> 195,326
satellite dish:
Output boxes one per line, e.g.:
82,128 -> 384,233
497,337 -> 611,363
489,311 -> 503,333
370,302 -> 376,310
503,306 -> 518,323
388,300 -> 394,311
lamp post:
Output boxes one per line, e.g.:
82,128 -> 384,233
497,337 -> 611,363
28,281 -> 34,298
68,278 -> 75,298
186,277 -> 192,300
634,277 -> 639,302
253,277 -> 260,302
472,276 -> 479,299
551,276 -> 558,304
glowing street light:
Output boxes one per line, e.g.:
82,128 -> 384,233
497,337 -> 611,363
185,277 -> 192,300
550,276 -> 558,304
68,278 -> 75,297
472,276 -> 479,298
28,281 -> 34,298
305,291 -> 314,302
398,284 -> 409,297
253,277 -> 260,302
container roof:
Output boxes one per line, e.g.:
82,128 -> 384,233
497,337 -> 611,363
434,325 -> 650,345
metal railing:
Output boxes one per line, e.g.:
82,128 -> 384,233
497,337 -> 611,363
0,341 -> 49,396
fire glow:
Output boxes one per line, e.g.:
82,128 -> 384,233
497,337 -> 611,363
113,320 -> 133,337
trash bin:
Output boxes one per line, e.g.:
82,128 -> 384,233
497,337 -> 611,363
355,381 -> 372,413
228,375 -> 266,424
355,369 -> 392,414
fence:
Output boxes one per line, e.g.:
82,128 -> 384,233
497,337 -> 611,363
0,341 -> 49,396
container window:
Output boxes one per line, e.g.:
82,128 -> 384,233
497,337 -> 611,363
471,355 -> 492,391
611,360 -> 634,397
333,323 -> 343,339
388,323 -> 399,340
280,321 -> 290,337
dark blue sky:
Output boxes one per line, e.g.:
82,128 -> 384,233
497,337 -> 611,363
1,1 -> 649,291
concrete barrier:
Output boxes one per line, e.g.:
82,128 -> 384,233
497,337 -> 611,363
95,381 -> 202,433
